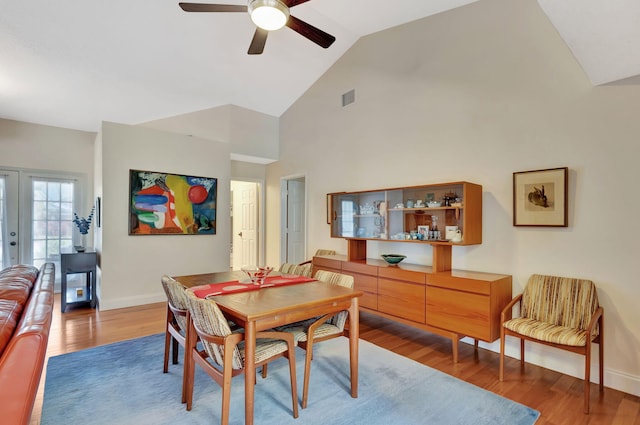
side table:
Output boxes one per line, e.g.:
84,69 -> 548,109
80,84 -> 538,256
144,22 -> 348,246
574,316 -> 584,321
61,250 -> 97,312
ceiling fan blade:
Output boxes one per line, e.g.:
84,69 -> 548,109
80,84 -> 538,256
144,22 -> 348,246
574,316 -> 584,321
283,0 -> 311,7
248,28 -> 268,55
178,3 -> 247,12
286,15 -> 335,49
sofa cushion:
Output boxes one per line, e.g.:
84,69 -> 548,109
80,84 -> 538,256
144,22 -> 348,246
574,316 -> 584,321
0,299 -> 23,355
0,265 -> 39,285
0,280 -> 32,305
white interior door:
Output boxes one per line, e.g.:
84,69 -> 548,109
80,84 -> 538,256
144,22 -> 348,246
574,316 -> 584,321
286,178 -> 306,264
231,181 -> 258,270
0,170 -> 20,268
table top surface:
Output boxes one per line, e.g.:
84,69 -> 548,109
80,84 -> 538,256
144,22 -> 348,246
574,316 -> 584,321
173,270 -> 362,323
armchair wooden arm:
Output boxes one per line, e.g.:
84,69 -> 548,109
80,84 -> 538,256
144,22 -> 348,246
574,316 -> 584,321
500,293 -> 522,324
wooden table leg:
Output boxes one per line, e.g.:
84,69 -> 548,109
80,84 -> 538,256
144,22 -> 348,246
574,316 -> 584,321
244,321 -> 256,425
348,297 -> 359,398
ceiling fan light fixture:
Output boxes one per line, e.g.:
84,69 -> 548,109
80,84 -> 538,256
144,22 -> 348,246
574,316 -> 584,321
248,0 -> 289,31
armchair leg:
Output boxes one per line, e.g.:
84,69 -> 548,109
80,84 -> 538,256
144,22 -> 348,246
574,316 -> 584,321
584,341 -> 592,414
499,331 -> 505,381
599,316 -> 604,393
520,339 -> 525,372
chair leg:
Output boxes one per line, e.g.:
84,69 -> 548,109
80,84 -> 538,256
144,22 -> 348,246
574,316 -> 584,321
163,330 -> 171,373
499,331 -> 505,381
220,367 -> 233,425
185,350 -> 195,411
584,341 -> 592,414
520,339 -> 525,371
302,339 -> 315,409
172,337 -> 179,365
261,363 -> 268,379
599,316 -> 604,393
286,352 -> 299,418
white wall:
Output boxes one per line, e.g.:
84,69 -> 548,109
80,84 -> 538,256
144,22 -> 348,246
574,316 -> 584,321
266,0 -> 640,396
98,122 -> 231,309
0,117 -> 95,194
140,104 -> 279,162
0,117 -> 96,244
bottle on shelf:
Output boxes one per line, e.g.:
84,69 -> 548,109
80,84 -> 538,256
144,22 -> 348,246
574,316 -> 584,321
430,215 -> 440,240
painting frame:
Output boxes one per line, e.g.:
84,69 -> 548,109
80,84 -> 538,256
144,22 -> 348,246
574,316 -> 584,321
128,169 -> 218,235
513,167 -> 568,227
95,196 -> 101,228
417,225 -> 430,239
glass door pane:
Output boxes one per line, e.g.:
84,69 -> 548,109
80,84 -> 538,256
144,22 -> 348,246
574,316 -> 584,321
31,178 -> 75,271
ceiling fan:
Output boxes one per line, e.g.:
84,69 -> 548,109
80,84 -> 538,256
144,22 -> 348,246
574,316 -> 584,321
178,0 -> 336,55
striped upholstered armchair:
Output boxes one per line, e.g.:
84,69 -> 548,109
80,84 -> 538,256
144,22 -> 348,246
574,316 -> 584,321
499,274 -> 604,414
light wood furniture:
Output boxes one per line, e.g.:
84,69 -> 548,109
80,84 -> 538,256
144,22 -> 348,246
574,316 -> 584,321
278,270 -> 355,409
328,181 -> 482,272
173,271 -> 363,425
160,276 -> 190,403
313,255 -> 512,363
183,290 -> 299,425
500,274 -> 604,414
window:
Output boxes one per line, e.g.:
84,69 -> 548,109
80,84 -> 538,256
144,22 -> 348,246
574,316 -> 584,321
31,179 -> 75,269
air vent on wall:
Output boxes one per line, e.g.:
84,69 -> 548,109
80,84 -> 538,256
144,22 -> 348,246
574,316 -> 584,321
342,89 -> 355,107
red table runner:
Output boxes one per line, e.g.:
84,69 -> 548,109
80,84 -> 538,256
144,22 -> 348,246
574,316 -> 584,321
191,275 -> 315,299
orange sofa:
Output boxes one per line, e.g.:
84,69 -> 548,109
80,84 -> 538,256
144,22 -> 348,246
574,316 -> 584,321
0,263 -> 55,425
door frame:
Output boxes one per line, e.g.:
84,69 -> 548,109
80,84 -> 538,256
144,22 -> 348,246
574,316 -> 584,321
280,174 -> 307,264
230,178 -> 265,268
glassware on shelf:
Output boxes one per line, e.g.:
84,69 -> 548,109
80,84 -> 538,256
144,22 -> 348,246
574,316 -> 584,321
430,216 -> 441,240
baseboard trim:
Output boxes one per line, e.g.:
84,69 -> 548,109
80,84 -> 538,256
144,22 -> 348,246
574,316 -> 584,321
464,337 -> 640,397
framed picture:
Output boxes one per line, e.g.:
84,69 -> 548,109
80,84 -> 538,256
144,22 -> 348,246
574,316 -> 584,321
95,197 -> 101,228
417,225 -> 430,239
326,194 -> 332,225
513,167 -> 568,227
129,169 -> 217,235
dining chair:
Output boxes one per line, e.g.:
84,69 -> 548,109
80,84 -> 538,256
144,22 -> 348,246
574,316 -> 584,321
183,290 -> 299,424
280,269 -> 354,408
278,262 -> 312,277
500,274 -> 604,414
298,249 -> 336,266
161,275 -> 191,403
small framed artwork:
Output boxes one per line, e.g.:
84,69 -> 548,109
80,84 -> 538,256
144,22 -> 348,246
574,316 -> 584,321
95,197 -> 101,228
129,169 -> 217,235
417,225 -> 430,239
513,167 -> 568,227
326,194 -> 331,225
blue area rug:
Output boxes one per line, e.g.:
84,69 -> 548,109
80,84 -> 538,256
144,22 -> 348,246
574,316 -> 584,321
41,334 -> 539,425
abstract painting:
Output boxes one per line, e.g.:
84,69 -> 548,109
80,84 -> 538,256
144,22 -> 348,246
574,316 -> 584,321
129,169 -> 217,235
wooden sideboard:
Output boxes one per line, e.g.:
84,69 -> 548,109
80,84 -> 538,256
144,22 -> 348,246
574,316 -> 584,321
313,255 -> 512,362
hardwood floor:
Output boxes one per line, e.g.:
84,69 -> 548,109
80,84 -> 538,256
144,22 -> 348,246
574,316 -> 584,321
30,296 -> 639,425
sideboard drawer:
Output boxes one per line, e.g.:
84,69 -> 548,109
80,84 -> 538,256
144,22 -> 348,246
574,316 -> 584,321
378,278 -> 425,323
426,286 -> 491,341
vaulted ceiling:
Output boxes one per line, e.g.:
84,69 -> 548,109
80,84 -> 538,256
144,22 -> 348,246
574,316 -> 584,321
1,0 -> 639,132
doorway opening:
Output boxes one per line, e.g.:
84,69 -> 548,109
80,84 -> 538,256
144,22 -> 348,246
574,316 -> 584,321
280,175 -> 306,265
230,180 -> 263,270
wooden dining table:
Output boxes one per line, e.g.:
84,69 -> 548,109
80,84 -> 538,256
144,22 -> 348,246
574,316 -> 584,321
173,270 -> 363,425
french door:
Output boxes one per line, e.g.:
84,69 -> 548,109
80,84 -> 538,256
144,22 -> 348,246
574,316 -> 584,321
0,170 -> 19,269
0,168 -> 84,275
